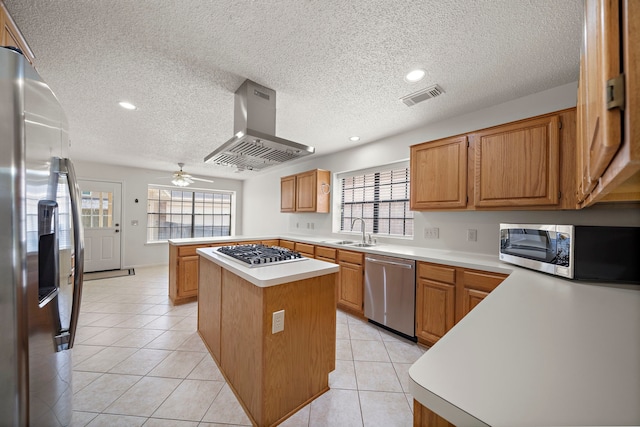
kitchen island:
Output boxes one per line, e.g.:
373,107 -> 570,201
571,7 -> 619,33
196,246 -> 339,427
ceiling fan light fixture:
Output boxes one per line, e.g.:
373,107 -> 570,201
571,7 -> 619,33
171,177 -> 190,187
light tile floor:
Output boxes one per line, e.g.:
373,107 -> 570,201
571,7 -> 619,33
72,265 -> 428,426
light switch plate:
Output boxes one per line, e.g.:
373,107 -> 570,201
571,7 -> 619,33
467,229 -> 477,241
272,310 -> 285,334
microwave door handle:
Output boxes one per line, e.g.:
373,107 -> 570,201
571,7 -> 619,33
63,158 -> 85,349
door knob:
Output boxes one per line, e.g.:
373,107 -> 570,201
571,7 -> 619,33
115,223 -> 120,227
115,229 -> 120,233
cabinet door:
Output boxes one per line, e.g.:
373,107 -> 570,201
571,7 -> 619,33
295,170 -> 317,212
577,0 -> 622,201
338,262 -> 363,314
178,255 -> 199,297
472,115 -> 560,207
410,136 -> 467,210
457,269 -> 506,322
280,175 -> 296,212
1,4 -> 34,65
415,278 -> 455,346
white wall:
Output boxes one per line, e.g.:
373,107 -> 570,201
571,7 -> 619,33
73,161 -> 244,268
242,82 -> 640,255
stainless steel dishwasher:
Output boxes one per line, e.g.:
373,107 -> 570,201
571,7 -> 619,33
364,254 -> 416,339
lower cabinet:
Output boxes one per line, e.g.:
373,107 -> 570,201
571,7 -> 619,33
169,244 -> 203,304
279,240 -> 296,250
457,268 -> 508,322
416,264 -> 456,346
416,261 -> 507,347
295,242 -> 315,258
337,249 -> 364,315
169,242 -> 230,304
414,400 -> 456,427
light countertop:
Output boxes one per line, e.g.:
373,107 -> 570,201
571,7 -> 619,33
197,246 -> 339,287
172,234 -> 510,275
408,268 -> 640,426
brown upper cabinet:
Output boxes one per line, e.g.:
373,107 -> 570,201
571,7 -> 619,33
411,136 -> 467,210
1,2 -> 35,65
576,0 -> 640,206
280,169 -> 331,213
410,109 -> 577,211
471,114 -> 560,208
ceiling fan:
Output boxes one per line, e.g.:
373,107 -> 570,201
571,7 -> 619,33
170,163 -> 214,187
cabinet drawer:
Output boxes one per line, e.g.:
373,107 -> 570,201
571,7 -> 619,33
178,245 -> 203,257
279,240 -> 296,250
295,242 -> 315,256
418,262 -> 456,284
210,241 -> 233,247
461,269 -> 507,292
315,246 -> 336,260
338,250 -> 363,265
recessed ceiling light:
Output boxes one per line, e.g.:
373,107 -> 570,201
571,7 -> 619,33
404,69 -> 426,83
349,136 -> 360,142
118,101 -> 137,110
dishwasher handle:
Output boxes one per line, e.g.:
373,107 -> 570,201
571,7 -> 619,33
365,257 -> 414,269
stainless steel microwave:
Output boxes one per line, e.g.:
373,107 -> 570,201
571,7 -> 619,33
499,223 -> 640,283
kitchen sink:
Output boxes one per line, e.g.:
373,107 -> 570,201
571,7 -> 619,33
331,240 -> 355,245
350,243 -> 375,247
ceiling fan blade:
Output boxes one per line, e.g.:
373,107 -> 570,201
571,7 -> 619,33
191,176 -> 215,183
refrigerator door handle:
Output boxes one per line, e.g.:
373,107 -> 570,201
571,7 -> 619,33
62,158 -> 84,349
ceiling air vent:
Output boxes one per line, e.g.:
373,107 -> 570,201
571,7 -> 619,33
400,84 -> 444,107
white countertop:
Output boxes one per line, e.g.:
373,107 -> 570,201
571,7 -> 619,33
408,268 -> 640,426
197,246 -> 339,288
172,234 -> 510,275
179,234 -> 640,425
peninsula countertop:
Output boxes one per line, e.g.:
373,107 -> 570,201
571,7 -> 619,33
408,268 -> 640,427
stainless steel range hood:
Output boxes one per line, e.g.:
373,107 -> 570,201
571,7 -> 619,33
204,80 -> 314,171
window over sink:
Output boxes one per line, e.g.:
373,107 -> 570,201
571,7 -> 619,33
146,185 -> 234,242
338,161 -> 413,237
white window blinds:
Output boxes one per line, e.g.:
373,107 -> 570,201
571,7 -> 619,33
339,163 -> 413,237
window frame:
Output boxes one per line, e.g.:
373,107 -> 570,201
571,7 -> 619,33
146,185 -> 236,243
336,160 -> 413,238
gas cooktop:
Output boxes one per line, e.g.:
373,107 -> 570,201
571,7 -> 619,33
215,244 -> 308,267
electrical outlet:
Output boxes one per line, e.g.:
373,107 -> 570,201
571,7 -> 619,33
467,229 -> 477,242
272,310 -> 285,334
296,222 -> 299,228
424,227 -> 439,239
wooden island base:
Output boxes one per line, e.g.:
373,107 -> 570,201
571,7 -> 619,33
198,256 -> 337,427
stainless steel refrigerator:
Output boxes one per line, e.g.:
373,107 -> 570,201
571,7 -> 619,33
1,47 -> 84,425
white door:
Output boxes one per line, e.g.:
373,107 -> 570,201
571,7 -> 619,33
79,180 -> 122,272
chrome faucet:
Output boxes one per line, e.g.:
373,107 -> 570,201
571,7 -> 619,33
351,217 -> 366,244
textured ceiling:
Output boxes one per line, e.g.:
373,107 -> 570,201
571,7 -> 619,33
5,0 -> 582,181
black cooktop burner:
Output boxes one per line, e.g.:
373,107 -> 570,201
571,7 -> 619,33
216,244 -> 306,267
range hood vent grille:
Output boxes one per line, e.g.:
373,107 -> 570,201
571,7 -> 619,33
400,84 -> 444,107
205,80 -> 315,171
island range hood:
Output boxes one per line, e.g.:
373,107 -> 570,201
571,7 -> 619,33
205,80 -> 315,171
